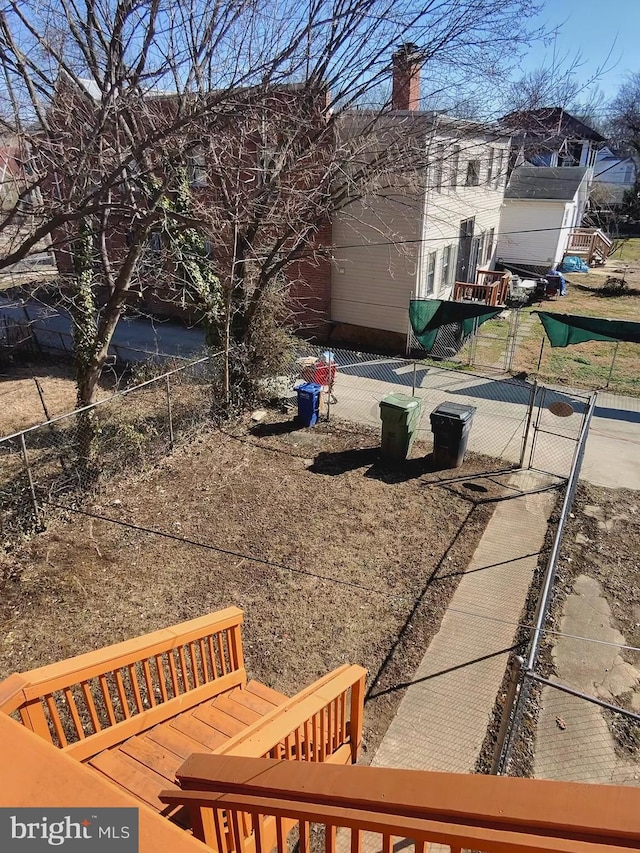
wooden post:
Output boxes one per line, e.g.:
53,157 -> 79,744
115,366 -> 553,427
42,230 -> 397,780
166,374 -> 174,452
349,673 -> 366,764
20,432 -> 41,528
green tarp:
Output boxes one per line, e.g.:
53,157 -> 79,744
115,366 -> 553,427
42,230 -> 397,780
535,312 -> 640,347
409,299 -> 502,352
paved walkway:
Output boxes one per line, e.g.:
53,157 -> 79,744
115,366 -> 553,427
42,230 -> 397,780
371,470 -> 557,774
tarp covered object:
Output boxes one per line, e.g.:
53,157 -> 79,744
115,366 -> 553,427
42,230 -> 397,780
409,299 -> 502,351
535,311 -> 640,347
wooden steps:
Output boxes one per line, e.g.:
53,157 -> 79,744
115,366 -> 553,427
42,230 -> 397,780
87,681 -> 288,816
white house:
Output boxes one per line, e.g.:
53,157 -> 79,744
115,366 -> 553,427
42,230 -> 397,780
329,47 -> 510,350
495,165 -> 589,272
591,146 -> 636,206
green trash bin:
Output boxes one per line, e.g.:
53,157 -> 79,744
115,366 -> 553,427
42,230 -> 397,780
379,393 -> 422,460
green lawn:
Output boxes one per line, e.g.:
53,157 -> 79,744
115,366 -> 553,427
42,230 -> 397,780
610,237 -> 640,264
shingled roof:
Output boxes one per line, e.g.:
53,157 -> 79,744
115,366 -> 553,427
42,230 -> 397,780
505,165 -> 588,201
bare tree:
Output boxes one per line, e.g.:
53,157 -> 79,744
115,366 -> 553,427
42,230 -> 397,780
0,0 -> 542,419
608,73 -> 640,157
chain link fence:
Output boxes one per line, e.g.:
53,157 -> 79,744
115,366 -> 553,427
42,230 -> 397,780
0,354 -> 220,537
489,388 -> 640,786
2,340 -> 595,544
407,304 -> 639,398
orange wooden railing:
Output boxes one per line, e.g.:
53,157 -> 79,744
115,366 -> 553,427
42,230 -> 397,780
0,713 -> 206,852
160,755 -> 640,853
0,607 -> 246,760
161,666 -> 366,850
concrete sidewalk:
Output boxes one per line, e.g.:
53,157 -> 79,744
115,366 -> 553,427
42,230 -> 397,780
370,470 -> 557,774
331,363 -> 640,490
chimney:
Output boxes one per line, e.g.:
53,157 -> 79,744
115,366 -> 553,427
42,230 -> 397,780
392,43 -> 422,111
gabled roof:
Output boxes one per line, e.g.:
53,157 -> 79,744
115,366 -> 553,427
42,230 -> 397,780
501,107 -> 605,143
505,165 -> 588,201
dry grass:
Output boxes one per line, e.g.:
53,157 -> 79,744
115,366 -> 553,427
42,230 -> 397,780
0,364 -> 113,437
0,413 -> 501,759
508,249 -> 640,395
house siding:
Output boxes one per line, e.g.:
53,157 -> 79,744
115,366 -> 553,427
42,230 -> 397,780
331,188 -> 423,336
330,132 -> 509,341
496,200 -> 567,268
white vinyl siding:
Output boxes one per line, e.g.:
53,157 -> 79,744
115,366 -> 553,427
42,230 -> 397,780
331,189 -> 422,334
496,200 -> 568,267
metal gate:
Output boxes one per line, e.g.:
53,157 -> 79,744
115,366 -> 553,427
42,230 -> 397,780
526,384 -> 594,478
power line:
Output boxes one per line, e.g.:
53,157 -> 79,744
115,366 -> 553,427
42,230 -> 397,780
45,500 -> 640,655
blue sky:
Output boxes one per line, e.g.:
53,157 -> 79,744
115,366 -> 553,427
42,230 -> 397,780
519,0 -> 640,105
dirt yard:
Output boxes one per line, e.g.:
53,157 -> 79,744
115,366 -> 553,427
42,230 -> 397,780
0,363 -> 118,437
0,413 -> 501,759
562,483 -> 640,662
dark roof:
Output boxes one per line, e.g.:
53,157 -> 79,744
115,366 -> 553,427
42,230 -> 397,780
501,108 -> 605,143
505,165 -> 588,201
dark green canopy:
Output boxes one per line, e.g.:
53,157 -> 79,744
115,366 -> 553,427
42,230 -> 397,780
535,311 -> 640,347
409,299 -> 502,351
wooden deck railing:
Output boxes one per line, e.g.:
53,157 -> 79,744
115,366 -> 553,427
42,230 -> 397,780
1,607 -> 246,760
161,666 -> 365,849
160,755 -> 640,853
566,228 -> 613,264
453,270 -> 510,307
453,280 -> 501,306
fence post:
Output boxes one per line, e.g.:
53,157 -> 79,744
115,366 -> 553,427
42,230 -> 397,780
519,379 -> 538,469
491,655 -> 523,775
19,432 -> 41,528
605,340 -> 619,390
535,337 -> 545,374
166,374 -> 174,452
411,360 -> 417,397
33,377 -> 52,422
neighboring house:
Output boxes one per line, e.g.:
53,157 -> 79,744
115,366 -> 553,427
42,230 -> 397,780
591,146 -> 637,206
329,49 -> 510,350
500,108 -> 605,179
495,165 -> 589,272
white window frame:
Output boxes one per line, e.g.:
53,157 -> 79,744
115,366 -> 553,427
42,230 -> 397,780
493,149 -> 504,189
466,159 -> 480,187
487,148 -> 495,185
432,144 -> 444,193
426,250 -> 437,295
485,227 -> 495,263
187,147 -> 207,187
450,145 -> 460,189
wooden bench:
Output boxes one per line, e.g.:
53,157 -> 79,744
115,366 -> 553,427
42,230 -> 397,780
0,606 -> 366,843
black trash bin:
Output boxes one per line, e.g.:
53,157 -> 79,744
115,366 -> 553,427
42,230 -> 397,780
429,402 -> 476,469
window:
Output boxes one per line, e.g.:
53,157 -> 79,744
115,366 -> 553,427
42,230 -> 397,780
466,159 -> 480,187
187,147 -> 207,187
426,251 -> 437,295
258,146 -> 278,183
624,164 -> 635,183
432,144 -> 444,192
441,245 -> 454,288
493,149 -> 504,189
485,227 -> 495,263
450,145 -> 460,189
486,148 -> 495,185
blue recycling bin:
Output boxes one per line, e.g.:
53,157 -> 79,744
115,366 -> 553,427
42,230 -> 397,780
297,382 -> 322,427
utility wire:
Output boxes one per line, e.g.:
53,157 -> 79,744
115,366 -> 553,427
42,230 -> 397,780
45,500 -> 640,655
